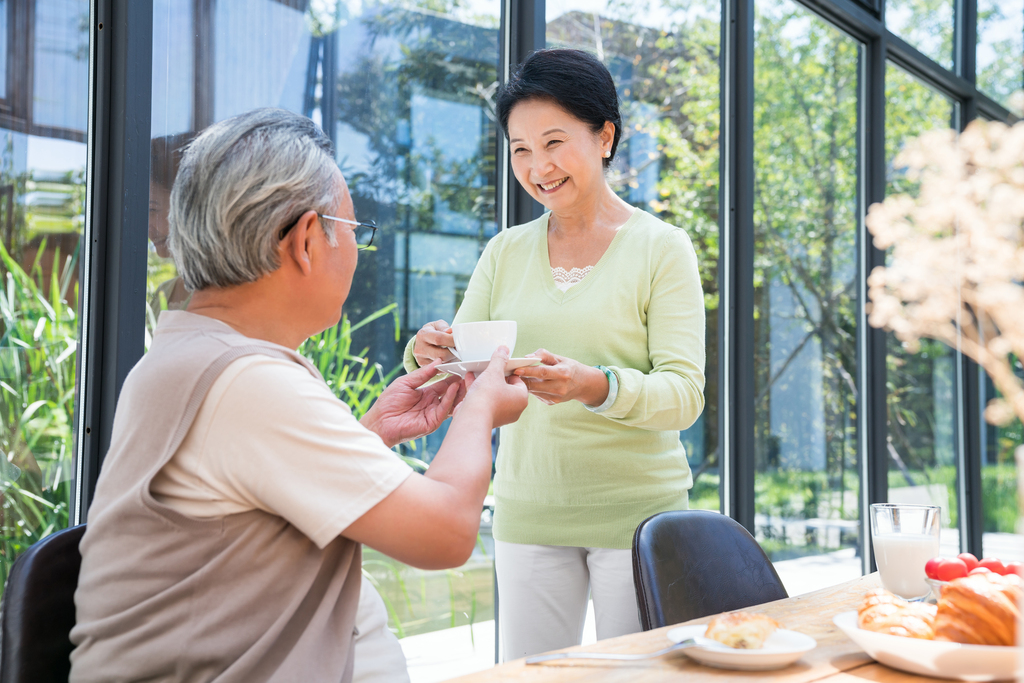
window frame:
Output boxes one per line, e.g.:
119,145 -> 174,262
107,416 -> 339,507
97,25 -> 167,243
75,0 -> 1017,567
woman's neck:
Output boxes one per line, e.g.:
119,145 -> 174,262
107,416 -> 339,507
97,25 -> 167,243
548,183 -> 633,236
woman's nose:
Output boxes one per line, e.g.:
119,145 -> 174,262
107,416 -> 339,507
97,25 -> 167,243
532,150 -> 554,176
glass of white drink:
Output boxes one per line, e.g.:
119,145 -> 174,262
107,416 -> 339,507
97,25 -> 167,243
870,503 -> 941,600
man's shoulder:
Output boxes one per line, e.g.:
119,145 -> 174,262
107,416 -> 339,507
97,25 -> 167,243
212,354 -> 345,413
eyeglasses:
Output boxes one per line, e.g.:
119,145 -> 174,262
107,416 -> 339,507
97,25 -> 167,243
279,212 -> 378,250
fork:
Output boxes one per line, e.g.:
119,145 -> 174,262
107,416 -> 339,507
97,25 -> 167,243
525,638 -> 698,664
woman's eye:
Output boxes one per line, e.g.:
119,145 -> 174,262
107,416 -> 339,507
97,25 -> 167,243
547,140 -> 563,147
513,147 -> 528,154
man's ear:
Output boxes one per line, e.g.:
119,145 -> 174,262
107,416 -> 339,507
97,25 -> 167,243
281,210 -> 319,276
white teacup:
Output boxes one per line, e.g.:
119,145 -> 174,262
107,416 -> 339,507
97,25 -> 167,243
450,321 -> 517,362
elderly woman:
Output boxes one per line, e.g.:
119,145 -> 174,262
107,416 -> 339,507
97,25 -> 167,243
408,49 -> 706,657
70,109 -> 528,683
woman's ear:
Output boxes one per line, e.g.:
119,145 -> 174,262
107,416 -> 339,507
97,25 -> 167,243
282,210 -> 319,276
600,121 -> 616,152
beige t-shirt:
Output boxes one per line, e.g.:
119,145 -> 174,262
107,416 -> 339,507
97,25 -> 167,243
150,354 -> 413,548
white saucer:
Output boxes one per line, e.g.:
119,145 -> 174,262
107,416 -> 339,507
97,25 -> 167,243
437,358 -> 541,378
833,610 -> 1022,681
666,624 -> 817,671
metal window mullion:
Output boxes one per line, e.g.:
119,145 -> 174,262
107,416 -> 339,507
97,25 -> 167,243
862,31 -> 888,575
720,0 -> 755,533
503,0 -> 544,227
955,0 -> 976,83
957,0 -> 984,556
193,0 -> 214,130
977,91 -> 1016,122
497,0 -> 513,234
886,33 -> 974,100
792,0 -> 884,43
74,0 -> 154,523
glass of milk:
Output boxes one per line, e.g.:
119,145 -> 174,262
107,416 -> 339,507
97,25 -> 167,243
870,503 -> 941,600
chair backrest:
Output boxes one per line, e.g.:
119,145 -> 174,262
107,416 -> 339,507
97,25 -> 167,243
632,510 -> 787,630
0,524 -> 86,683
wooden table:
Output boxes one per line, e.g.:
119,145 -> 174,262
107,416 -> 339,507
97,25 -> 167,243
447,574 -> 945,682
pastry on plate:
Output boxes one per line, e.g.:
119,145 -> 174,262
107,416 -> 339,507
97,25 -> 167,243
704,611 -> 781,649
934,572 -> 1022,646
857,589 -> 936,639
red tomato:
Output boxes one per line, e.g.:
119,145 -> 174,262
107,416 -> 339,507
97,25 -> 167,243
970,566 -> 992,575
935,558 -> 969,581
925,557 -> 943,580
1004,562 -> 1023,577
957,553 -> 980,571
979,558 -> 1006,575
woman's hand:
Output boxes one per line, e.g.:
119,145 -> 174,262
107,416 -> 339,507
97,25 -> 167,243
361,360 -> 466,447
513,348 -> 609,407
414,320 -> 458,366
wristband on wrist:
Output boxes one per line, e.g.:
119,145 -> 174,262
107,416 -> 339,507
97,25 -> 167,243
585,365 -> 618,414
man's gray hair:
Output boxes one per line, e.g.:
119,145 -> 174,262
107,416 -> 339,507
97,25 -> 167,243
168,108 -> 339,291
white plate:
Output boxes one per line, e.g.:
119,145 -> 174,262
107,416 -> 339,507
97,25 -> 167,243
833,610 -> 1022,681
436,357 -> 541,378
666,624 -> 816,671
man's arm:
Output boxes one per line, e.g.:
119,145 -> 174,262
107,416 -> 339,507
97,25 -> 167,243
343,348 -> 527,570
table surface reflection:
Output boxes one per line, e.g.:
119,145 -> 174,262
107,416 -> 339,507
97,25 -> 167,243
446,573 -> 949,683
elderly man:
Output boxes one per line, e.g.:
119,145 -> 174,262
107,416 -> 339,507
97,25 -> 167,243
69,108 -> 528,682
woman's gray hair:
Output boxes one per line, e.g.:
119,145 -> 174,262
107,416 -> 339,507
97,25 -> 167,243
168,108 -> 339,291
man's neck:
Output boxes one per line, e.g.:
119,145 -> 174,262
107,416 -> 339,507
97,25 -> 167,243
186,284 -> 311,350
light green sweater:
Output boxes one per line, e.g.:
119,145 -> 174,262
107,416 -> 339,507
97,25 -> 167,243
404,209 -> 706,548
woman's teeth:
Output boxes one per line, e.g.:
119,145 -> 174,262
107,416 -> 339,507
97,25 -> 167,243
540,177 -> 568,191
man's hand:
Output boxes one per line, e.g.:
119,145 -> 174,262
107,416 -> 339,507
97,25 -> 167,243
361,360 -> 464,447
458,347 -> 529,427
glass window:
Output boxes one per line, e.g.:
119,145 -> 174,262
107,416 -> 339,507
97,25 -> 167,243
151,0 -> 193,137
0,0 -> 87,593
886,0 -> 954,70
753,0 -> 862,595
148,1 -> 501,677
981,364 -> 1024,561
0,0 -> 8,99
546,0 -> 722,515
33,0 -> 89,132
977,0 -> 1024,117
884,63 -> 960,556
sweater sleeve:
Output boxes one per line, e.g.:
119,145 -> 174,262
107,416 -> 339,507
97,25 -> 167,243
402,231 -> 504,373
600,228 -> 706,431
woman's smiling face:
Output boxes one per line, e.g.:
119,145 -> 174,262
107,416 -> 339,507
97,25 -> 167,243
507,98 -> 614,213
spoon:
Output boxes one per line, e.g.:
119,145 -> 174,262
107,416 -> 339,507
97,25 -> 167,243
525,638 -> 698,664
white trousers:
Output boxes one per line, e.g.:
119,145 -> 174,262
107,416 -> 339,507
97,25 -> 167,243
353,576 -> 411,683
494,540 -> 642,660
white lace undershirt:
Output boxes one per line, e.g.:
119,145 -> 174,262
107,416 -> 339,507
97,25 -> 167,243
549,265 -> 618,413
551,265 -> 594,292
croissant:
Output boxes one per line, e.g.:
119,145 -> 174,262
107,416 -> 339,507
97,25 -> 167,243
705,611 -> 780,649
857,588 -> 937,639
934,572 -> 1022,646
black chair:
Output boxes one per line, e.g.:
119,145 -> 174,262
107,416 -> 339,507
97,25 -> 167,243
632,510 -> 787,630
0,524 -> 86,683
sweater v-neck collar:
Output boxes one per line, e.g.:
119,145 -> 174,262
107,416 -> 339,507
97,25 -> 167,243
539,207 -> 641,304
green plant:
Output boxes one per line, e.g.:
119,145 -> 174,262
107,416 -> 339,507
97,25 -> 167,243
299,303 -> 402,419
0,241 -> 78,593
